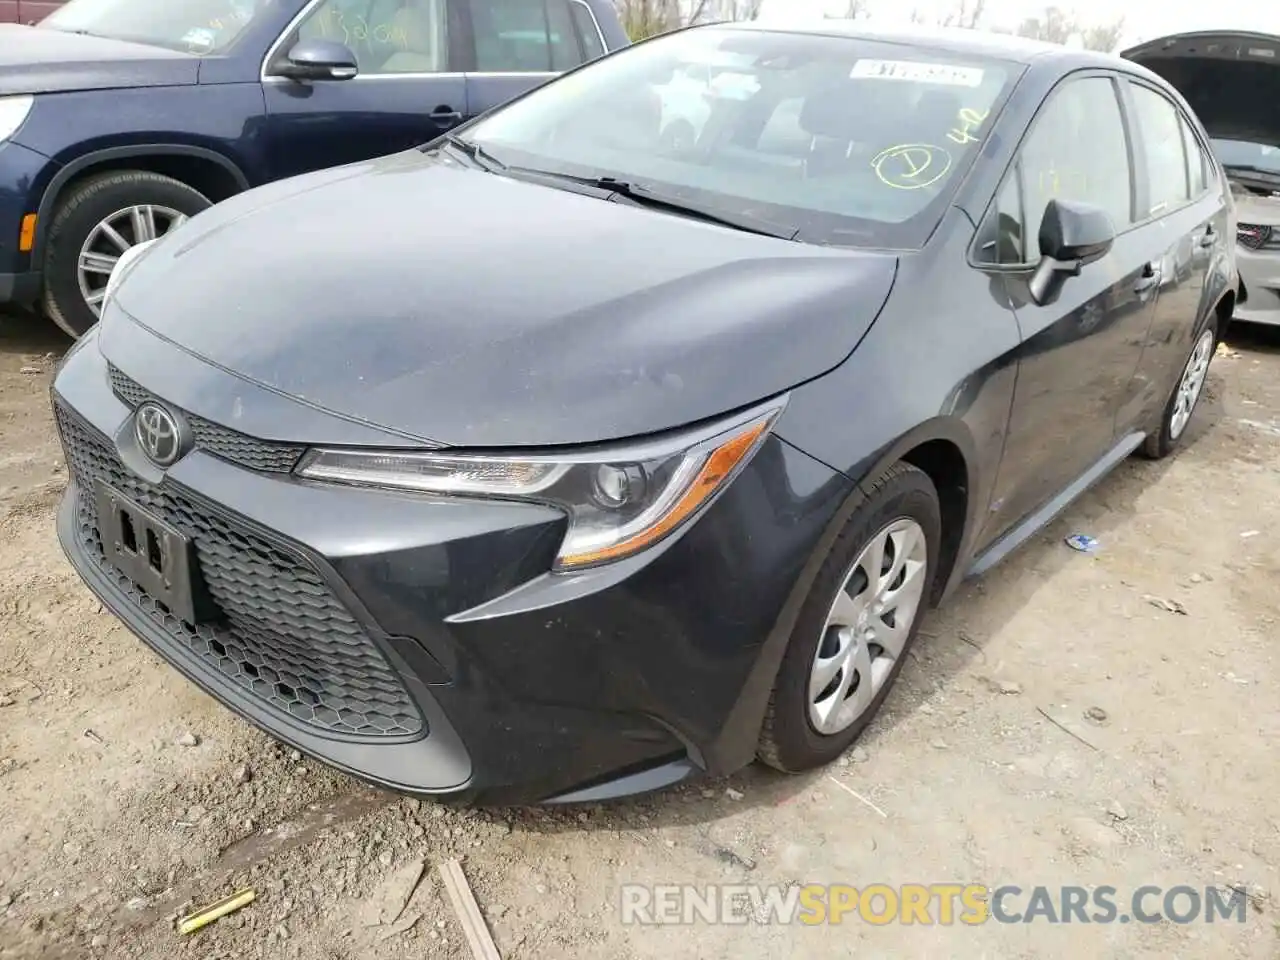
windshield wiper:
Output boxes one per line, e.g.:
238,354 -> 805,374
513,171 -> 799,241
438,135 -> 507,173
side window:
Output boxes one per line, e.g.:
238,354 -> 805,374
1179,114 -> 1209,197
1018,76 -> 1133,252
568,0 -> 605,61
468,0 -> 585,72
295,0 -> 449,75
1130,85 -> 1190,216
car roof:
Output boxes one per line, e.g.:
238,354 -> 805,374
708,20 -> 1125,70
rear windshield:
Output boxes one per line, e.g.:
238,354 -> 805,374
39,0 -> 272,54
465,27 -> 1019,248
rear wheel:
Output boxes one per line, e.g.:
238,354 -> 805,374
42,171 -> 210,338
1140,318 -> 1217,460
758,463 -> 940,772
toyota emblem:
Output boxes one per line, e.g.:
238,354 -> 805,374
133,401 -> 187,467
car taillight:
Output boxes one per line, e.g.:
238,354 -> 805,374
1237,223 -> 1271,250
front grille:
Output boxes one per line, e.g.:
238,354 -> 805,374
55,404 -> 423,739
108,364 -> 305,474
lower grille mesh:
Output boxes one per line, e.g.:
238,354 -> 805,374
55,404 -> 423,739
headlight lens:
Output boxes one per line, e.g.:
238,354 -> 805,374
0,96 -> 34,143
296,400 -> 784,569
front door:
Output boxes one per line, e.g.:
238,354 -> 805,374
457,0 -> 594,120
978,74 -> 1158,545
262,0 -> 468,181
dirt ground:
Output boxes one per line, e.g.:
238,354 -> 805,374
0,305 -> 1277,960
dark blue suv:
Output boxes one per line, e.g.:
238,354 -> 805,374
0,0 -> 626,337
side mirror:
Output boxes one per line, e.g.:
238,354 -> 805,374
277,39 -> 359,82
1028,199 -> 1116,306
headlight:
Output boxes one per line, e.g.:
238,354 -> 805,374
102,239 -> 157,309
0,96 -> 34,143
296,399 -> 785,569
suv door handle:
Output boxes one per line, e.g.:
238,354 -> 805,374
428,106 -> 463,125
1133,263 -> 1160,294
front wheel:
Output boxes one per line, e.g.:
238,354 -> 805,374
758,462 -> 941,772
42,171 -> 211,339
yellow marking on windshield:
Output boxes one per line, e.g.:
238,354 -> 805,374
946,107 -> 990,145
872,144 -> 952,190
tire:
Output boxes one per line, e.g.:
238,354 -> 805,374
1139,316 -> 1218,460
758,462 -> 941,773
42,171 -> 212,339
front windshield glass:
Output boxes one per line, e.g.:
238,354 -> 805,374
1212,137 -> 1280,177
464,27 -> 1018,248
39,0 -> 273,54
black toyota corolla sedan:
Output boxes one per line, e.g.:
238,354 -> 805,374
51,22 -> 1235,805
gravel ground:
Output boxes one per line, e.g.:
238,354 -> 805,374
1,306 -> 1277,960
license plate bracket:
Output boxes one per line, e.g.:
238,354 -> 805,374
93,481 -> 213,625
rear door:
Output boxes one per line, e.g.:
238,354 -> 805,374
262,0 -> 469,181
1112,78 -> 1228,434
458,0 -> 603,120
974,73 -> 1159,545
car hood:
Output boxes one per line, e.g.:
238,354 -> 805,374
1122,31 -> 1280,146
0,24 -> 198,96
111,150 -> 898,449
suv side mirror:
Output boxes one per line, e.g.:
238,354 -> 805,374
1028,199 -> 1116,306
277,39 -> 359,82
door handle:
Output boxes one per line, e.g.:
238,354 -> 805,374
428,106 -> 463,125
1133,263 -> 1160,294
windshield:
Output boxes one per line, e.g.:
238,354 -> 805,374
39,0 -> 273,54
1212,137 -> 1280,177
463,27 -> 1017,248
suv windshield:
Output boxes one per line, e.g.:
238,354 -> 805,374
464,27 -> 1018,248
39,0 -> 272,54
1213,137 -> 1280,178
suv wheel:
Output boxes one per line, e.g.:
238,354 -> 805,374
42,171 -> 211,339
758,462 -> 940,772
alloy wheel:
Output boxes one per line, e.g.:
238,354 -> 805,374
76,204 -> 188,318
807,517 -> 928,736
1169,328 -> 1214,440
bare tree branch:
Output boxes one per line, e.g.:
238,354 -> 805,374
1079,16 -> 1125,52
1007,6 -> 1123,49
941,0 -> 985,29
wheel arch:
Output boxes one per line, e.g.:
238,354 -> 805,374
711,417 -> 981,775
33,145 -> 250,263
847,417 -> 980,605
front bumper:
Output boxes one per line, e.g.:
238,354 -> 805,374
1235,243 -> 1280,326
51,330 -> 852,804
